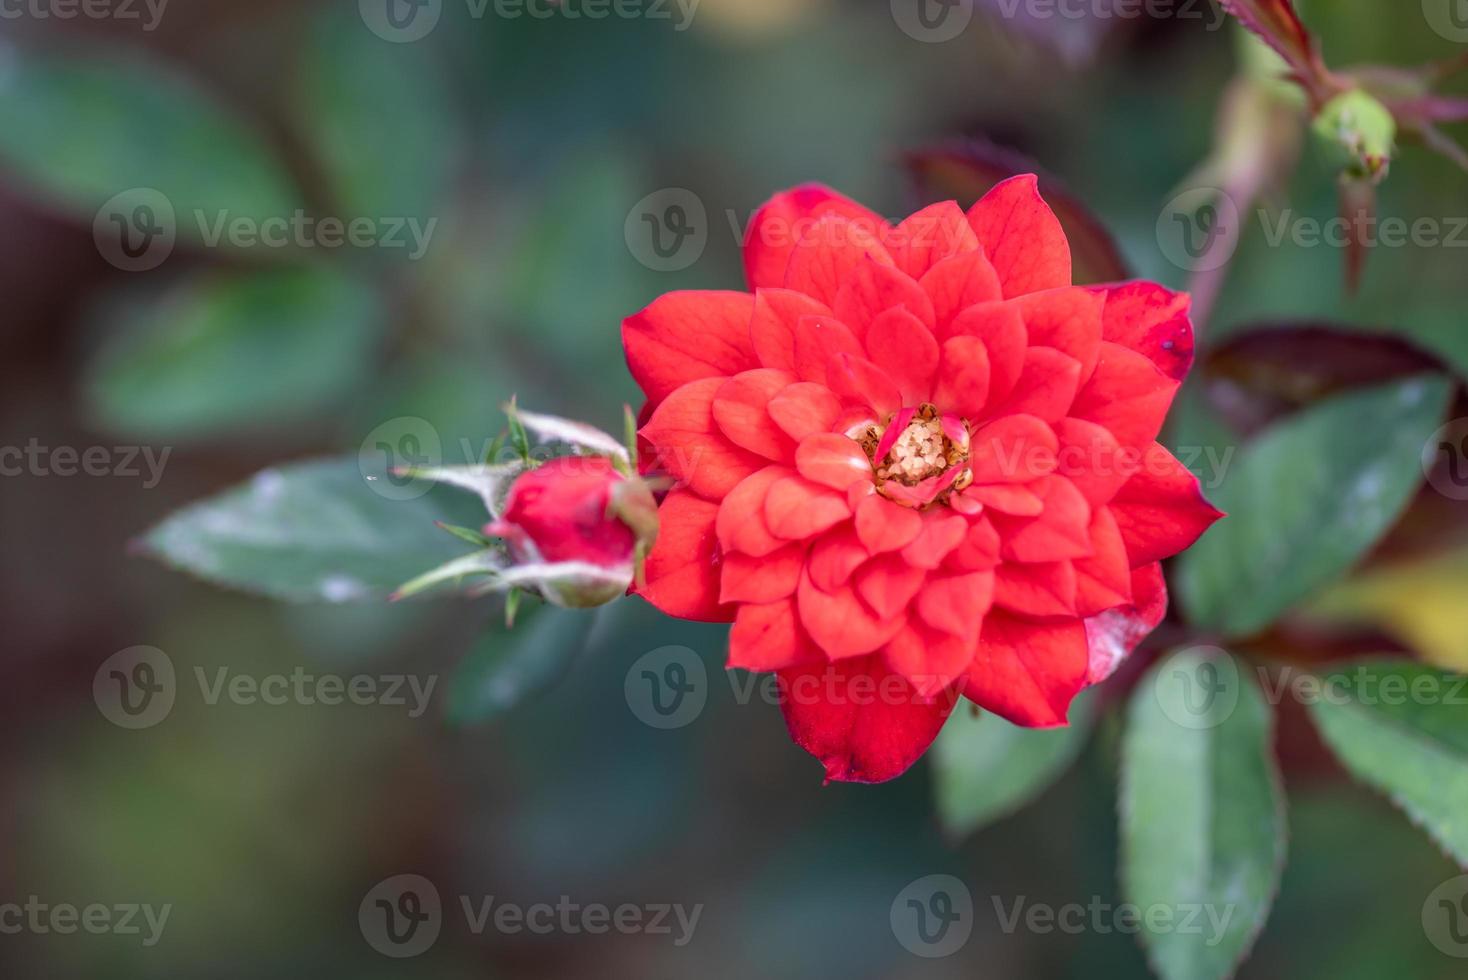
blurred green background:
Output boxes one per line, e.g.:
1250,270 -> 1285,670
1,0 -> 1466,976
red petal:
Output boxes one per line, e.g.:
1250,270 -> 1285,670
777,654 -> 957,783
729,597 -> 814,671
886,201 -> 980,279
808,525 -> 870,592
990,475 -> 1093,563
742,184 -> 889,291
1109,445 -> 1225,566
899,511 -> 970,569
933,336 -> 991,421
945,302 -> 1027,409
641,378 -> 765,499
637,490 -> 733,622
918,571 -> 995,636
990,346 -> 1081,424
993,560 -> 1077,617
969,414 -> 1058,485
966,174 -> 1072,298
785,214 -> 894,307
1070,341 -> 1179,450
716,466 -> 790,557
884,620 -> 979,698
793,314 -> 864,387
713,369 -> 798,461
720,544 -> 805,604
864,308 -> 940,404
831,258 -> 935,342
750,287 -> 831,373
1093,281 -> 1194,382
623,291 -> 756,413
1013,286 -> 1105,382
854,553 -> 927,621
944,516 -> 1001,571
828,353 -> 903,417
963,614 -> 1088,727
768,382 -> 842,442
796,433 -> 872,492
965,483 -> 1043,515
764,475 -> 852,540
797,570 -> 905,659
1072,506 -> 1133,617
921,250 -> 1004,334
855,493 -> 924,554
1084,562 -> 1167,684
1054,417 -> 1133,506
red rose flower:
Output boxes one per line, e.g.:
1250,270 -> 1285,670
623,176 -> 1223,783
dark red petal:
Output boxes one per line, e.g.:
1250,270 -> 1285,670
993,560 -> 1077,617
864,308 -> 940,405
1084,562 -> 1167,684
962,614 -> 1088,727
1070,341 -> 1179,451
768,382 -> 842,442
1013,286 -> 1105,382
1109,445 -> 1225,567
713,369 -> 798,461
1092,281 -> 1195,382
832,258 -> 936,343
785,214 -> 894,307
777,654 -> 958,783
623,291 -> 756,409
920,250 -> 1004,334
797,569 -> 905,659
641,377 -> 765,499
1072,506 -> 1134,617
795,314 -> 864,388
729,597 -> 815,671
720,544 -> 805,604
750,287 -> 831,373
742,184 -> 889,291
966,175 -> 1072,298
637,490 -> 733,622
886,201 -> 980,279
716,466 -> 791,557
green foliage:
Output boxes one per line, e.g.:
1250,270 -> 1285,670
1308,661 -> 1468,867
447,605 -> 600,726
1121,649 -> 1286,980
1178,375 -> 1452,637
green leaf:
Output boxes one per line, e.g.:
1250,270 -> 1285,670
1177,374 -> 1452,637
1306,660 -> 1468,867
932,693 -> 1095,840
85,267 -> 382,441
1121,648 -> 1286,980
141,457 -> 483,602
447,606 -> 598,725
292,6 -> 458,223
0,45 -> 296,229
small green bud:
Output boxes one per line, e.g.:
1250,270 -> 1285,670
1312,89 -> 1396,184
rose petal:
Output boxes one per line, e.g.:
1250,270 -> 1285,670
966,174 -> 1072,298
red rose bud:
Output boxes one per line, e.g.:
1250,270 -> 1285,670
486,457 -> 658,607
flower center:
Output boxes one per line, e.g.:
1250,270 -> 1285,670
858,404 -> 971,506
